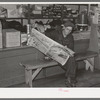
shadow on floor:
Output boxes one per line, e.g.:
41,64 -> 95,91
10,69 -> 100,87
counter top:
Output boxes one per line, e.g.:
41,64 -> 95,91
73,30 -> 90,40
0,45 -> 33,52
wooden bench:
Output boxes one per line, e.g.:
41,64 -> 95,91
75,51 -> 98,71
20,51 -> 98,87
20,60 -> 58,87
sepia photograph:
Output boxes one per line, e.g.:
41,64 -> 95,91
0,2 -> 100,89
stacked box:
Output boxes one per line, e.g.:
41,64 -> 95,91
2,29 -> 21,48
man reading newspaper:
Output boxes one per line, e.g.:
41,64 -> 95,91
27,20 -> 77,87
45,20 -> 77,87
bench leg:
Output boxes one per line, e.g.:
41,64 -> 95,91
84,57 -> 94,72
28,70 -> 33,87
32,68 -> 42,80
25,68 -> 42,87
25,69 -> 29,84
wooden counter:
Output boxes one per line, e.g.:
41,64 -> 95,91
0,31 -> 91,87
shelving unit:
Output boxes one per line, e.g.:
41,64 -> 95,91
28,4 -> 89,24
0,4 -> 89,26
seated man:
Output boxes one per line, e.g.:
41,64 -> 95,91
45,20 -> 77,87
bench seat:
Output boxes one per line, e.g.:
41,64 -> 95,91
21,60 -> 58,70
75,51 -> 98,61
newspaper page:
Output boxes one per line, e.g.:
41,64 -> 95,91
27,28 -> 75,65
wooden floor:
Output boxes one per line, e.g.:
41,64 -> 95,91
9,69 -> 100,87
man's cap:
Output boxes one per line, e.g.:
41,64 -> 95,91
63,20 -> 74,28
49,21 -> 55,27
49,19 -> 62,27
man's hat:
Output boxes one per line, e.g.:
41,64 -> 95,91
49,21 -> 55,27
63,20 -> 74,28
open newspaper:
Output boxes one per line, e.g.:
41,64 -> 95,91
27,28 -> 75,66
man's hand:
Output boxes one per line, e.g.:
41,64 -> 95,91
64,45 -> 74,57
64,45 -> 67,48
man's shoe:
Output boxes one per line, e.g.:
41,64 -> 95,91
65,77 -> 77,87
65,80 -> 72,87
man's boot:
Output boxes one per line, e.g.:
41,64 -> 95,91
65,77 -> 77,87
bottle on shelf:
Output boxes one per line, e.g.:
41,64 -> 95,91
27,24 -> 31,42
27,24 -> 32,35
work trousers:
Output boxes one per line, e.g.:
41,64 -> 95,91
60,56 -> 77,79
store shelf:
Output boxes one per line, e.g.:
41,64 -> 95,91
0,4 -> 89,25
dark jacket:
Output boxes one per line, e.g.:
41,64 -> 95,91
45,28 -> 74,51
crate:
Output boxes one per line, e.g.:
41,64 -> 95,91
2,29 -> 21,48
